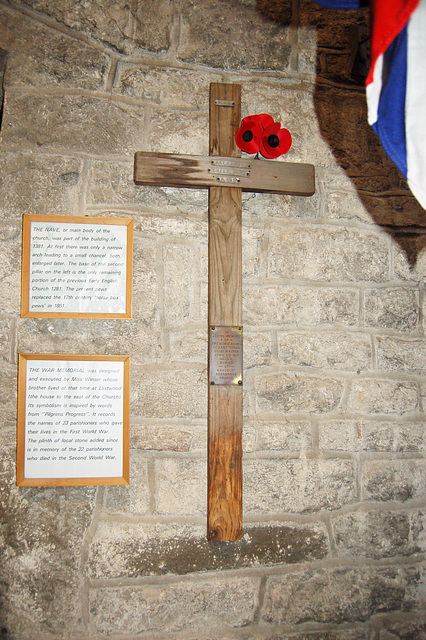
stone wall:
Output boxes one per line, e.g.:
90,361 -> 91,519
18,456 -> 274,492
0,0 -> 425,638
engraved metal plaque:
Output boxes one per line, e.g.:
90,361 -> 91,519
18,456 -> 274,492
209,326 -> 243,386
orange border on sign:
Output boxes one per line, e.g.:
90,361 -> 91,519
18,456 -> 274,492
21,214 -> 133,318
17,353 -> 130,487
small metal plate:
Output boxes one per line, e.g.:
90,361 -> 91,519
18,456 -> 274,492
209,326 -> 243,386
214,99 -> 236,107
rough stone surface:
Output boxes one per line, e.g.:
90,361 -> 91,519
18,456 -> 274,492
2,94 -> 146,156
347,379 -> 420,415
0,5 -> 110,90
243,285 -> 360,326
364,288 -> 420,331
363,460 -> 426,502
277,330 -> 372,371
178,0 -> 291,71
0,153 -> 83,219
332,509 -> 425,559
255,371 -> 344,414
0,0 -> 424,637
87,521 -> 328,579
0,442 -> 96,639
268,225 -> 390,283
19,0 -> 173,55
262,566 -> 420,625
244,458 -> 356,513
89,575 -> 261,634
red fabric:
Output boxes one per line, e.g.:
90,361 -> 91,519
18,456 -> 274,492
366,0 -> 422,84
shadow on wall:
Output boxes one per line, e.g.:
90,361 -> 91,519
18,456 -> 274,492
257,0 -> 426,268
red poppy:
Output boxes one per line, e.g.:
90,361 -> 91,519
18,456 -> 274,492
235,114 -> 274,154
259,122 -> 292,159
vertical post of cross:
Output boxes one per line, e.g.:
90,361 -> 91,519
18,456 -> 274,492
207,83 -> 243,541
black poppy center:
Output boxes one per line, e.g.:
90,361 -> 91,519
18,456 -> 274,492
242,130 -> 254,143
268,134 -> 280,148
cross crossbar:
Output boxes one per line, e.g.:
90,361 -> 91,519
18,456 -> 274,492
134,152 -> 315,196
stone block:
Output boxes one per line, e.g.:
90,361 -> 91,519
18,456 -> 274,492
359,193 -> 426,229
244,458 -> 356,513
277,330 -> 372,371
363,460 -> 426,503
255,371 -> 344,414
0,363 -> 17,425
242,189 -> 321,222
131,367 -> 207,419
0,153 -> 83,219
0,442 -> 96,639
376,337 -> 426,374
254,419 -> 312,452
242,225 -> 266,278
155,457 -> 206,515
394,236 -> 426,282
133,0 -> 175,53
299,0 -> 368,55
17,318 -> 162,366
318,420 -> 359,452
243,285 -> 359,327
364,288 -> 420,331
104,451 -> 150,514
178,0 -> 291,71
268,224 -> 389,283
261,566 -> 419,625
0,317 -> 13,363
244,331 -> 273,370
0,5 -> 109,90
0,222 -> 22,314
347,379 -> 420,416
319,419 -> 425,454
89,575 -> 261,634
150,109 -> 209,155
115,64 -> 221,108
2,94 -> 146,156
164,243 -> 193,324
19,0 -> 171,55
332,509 -> 425,559
133,240 -> 160,326
169,329 -> 207,363
357,420 -> 425,452
373,614 -> 426,639
130,422 -> 199,452
86,159 -> 209,214
323,188 -> 373,225
87,520 -> 328,579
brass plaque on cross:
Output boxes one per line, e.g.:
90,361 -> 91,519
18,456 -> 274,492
209,325 -> 243,386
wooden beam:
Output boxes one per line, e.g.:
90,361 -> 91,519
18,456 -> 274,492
207,83 -> 243,541
134,152 -> 315,196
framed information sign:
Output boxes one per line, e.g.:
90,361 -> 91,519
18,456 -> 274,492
17,354 -> 130,487
21,214 -> 133,318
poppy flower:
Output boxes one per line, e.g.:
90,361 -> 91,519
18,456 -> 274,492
235,113 -> 274,154
260,122 -> 292,159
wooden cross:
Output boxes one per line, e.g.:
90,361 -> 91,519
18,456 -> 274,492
134,83 -> 315,541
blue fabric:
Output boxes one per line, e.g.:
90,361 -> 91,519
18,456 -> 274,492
371,25 -> 408,177
311,1 -> 362,8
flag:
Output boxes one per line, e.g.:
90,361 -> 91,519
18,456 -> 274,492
312,0 -> 426,210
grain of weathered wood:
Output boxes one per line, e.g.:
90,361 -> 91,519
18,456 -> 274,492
208,186 -> 242,326
134,152 -> 315,196
208,385 -> 243,540
207,83 -> 243,541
